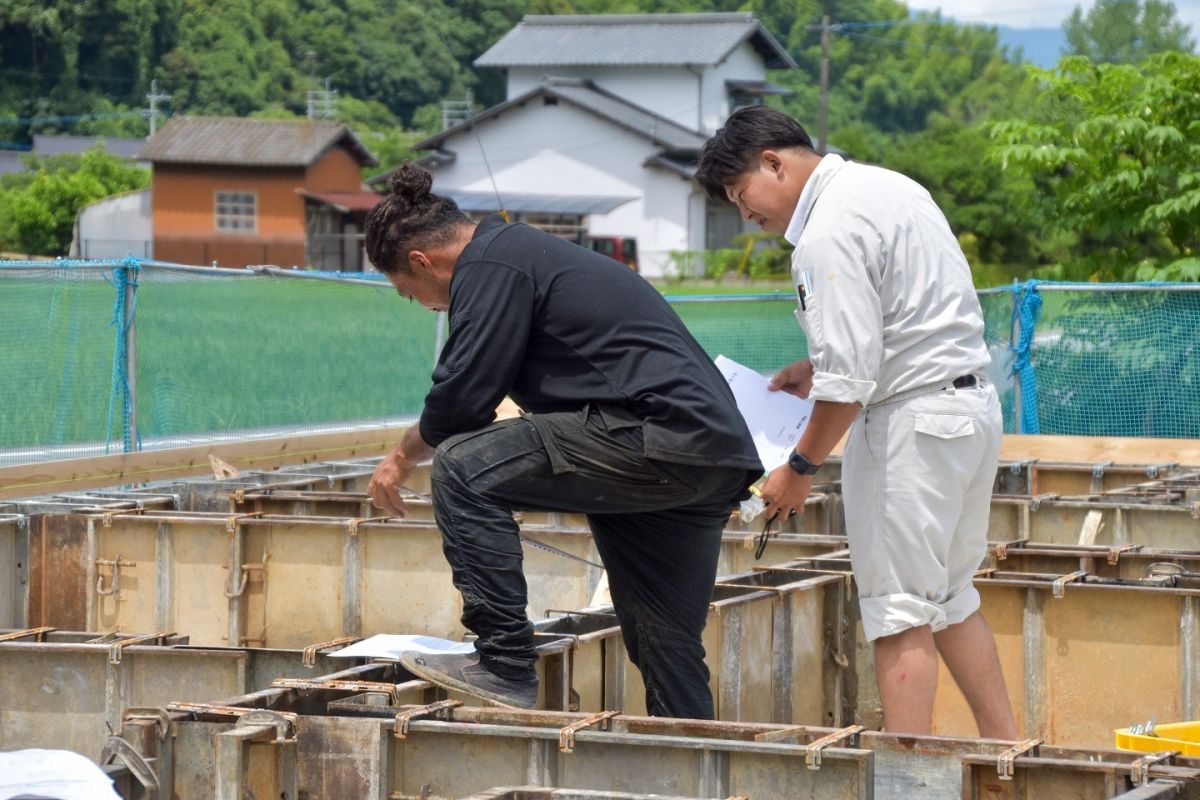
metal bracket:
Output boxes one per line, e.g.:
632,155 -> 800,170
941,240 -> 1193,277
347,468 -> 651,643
1029,493 -> 1058,512
100,735 -> 160,799
559,710 -> 620,753
1107,544 -> 1141,565
237,709 -> 297,745
223,562 -> 263,598
993,538 -> 1029,561
272,677 -> 403,705
753,725 -> 809,744
997,738 -> 1042,780
301,635 -> 359,668
96,556 -> 136,597
1092,462 -> 1113,481
122,707 -> 173,740
1051,570 -> 1088,599
0,626 -> 55,642
225,512 -> 264,533
346,517 -> 372,536
1131,751 -> 1178,785
804,724 -> 865,770
108,632 -> 174,665
392,699 -> 462,739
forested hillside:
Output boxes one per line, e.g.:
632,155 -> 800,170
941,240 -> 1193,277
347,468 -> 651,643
1,0 -> 1195,279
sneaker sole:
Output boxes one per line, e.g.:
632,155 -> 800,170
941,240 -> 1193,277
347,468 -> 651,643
398,651 -> 532,709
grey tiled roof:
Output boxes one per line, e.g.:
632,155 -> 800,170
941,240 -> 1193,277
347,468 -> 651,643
138,117 -> 377,167
414,79 -> 708,155
476,13 -> 796,69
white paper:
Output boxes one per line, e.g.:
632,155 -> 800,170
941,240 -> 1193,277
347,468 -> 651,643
328,634 -> 476,660
715,354 -> 814,471
0,749 -> 121,800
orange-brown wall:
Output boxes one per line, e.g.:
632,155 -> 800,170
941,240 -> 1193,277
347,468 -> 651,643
305,146 -> 364,192
151,148 -> 364,268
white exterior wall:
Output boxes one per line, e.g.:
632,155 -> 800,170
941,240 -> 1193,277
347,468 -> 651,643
504,41 -> 771,135
699,43 -> 768,133
70,190 -> 153,259
507,67 -> 704,132
429,101 -> 692,277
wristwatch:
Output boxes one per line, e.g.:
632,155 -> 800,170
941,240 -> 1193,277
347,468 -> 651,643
787,450 -> 822,476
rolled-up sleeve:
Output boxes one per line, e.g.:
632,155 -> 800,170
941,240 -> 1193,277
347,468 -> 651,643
418,262 -> 534,446
792,232 -> 883,406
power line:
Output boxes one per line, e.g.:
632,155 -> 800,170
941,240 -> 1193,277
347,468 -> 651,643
840,29 -> 1008,57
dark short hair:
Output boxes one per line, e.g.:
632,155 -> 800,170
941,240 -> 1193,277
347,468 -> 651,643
364,160 -> 472,275
695,106 -> 814,203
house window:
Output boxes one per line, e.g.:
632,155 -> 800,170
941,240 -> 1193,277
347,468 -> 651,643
215,191 -> 257,233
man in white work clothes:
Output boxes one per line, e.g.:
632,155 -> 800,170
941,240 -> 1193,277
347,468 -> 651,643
696,106 -> 1017,738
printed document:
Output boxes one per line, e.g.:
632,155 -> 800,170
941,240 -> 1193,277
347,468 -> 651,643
715,354 -> 814,471
329,634 -> 476,660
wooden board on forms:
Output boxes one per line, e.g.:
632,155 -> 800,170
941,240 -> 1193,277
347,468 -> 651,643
0,426 -> 408,501
4,429 -> 1197,502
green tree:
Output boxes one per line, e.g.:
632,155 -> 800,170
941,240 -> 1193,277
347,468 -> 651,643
0,147 -> 149,257
1064,0 -> 1196,63
989,53 -> 1200,281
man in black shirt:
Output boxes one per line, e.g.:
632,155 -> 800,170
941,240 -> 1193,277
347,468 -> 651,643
364,162 -> 761,719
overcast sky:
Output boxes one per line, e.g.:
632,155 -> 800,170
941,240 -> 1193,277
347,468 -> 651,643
904,0 -> 1200,33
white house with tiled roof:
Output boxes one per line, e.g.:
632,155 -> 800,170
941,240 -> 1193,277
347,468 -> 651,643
374,12 -> 796,278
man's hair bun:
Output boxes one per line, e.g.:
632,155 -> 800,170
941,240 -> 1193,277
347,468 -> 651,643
386,161 -> 434,211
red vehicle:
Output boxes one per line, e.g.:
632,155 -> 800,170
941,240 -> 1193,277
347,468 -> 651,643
582,235 -> 638,271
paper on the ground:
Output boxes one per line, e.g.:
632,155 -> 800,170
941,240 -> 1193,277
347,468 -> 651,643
715,354 -> 815,471
328,634 -> 476,660
0,749 -> 121,800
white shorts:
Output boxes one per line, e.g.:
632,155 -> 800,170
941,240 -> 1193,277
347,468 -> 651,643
843,379 -> 1002,642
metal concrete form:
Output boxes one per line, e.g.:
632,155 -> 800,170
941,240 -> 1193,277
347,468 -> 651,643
533,564 -> 854,727
0,629 -> 352,759
109,681 -> 1200,800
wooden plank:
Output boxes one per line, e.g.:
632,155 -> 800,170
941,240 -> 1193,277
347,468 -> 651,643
5,428 -> 1198,503
999,434 -> 1200,466
0,426 -> 410,501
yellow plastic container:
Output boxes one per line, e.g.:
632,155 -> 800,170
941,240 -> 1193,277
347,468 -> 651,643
1114,721 -> 1200,757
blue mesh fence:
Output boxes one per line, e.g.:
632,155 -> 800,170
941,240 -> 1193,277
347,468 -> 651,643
2,262 -> 1197,467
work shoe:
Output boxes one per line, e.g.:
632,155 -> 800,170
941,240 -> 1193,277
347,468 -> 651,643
399,651 -> 539,709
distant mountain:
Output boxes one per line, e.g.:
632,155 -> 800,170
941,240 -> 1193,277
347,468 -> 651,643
994,26 -> 1067,69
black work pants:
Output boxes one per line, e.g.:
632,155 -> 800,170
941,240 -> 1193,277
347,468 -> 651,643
429,404 -> 754,720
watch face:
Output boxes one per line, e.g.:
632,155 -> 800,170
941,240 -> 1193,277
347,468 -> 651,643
788,452 -> 817,474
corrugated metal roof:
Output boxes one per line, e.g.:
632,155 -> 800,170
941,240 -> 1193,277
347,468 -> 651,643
448,191 -> 636,215
414,79 -> 708,155
138,117 -> 377,168
476,13 -> 796,69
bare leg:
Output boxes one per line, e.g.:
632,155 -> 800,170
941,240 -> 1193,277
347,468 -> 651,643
933,610 -> 1017,739
873,625 -> 938,735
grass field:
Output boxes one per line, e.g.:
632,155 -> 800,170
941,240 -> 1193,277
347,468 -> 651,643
5,267 -> 1193,453
0,271 -> 436,450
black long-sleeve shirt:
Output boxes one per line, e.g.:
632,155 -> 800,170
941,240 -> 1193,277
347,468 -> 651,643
418,215 -> 761,471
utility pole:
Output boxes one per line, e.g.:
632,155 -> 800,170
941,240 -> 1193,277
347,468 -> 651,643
145,79 -> 171,137
805,15 -> 839,154
441,90 -> 474,131
308,77 -> 338,119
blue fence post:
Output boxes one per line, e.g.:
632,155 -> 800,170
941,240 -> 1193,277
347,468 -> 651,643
1009,280 -> 1043,435
105,257 -> 141,453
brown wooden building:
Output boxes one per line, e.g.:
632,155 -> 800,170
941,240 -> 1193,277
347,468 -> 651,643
138,117 -> 380,270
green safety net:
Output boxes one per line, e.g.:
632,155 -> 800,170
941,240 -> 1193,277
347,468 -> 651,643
0,260 -> 436,464
2,262 -> 1197,467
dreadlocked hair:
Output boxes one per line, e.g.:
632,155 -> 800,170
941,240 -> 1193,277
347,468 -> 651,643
365,160 -> 471,275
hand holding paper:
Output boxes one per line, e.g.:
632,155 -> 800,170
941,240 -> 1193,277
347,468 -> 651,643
715,355 -> 814,471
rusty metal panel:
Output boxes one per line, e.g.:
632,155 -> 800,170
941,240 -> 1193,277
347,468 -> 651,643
28,514 -> 88,629
0,515 -> 26,628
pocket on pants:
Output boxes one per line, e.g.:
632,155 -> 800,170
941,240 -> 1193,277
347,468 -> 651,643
914,412 -> 974,439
